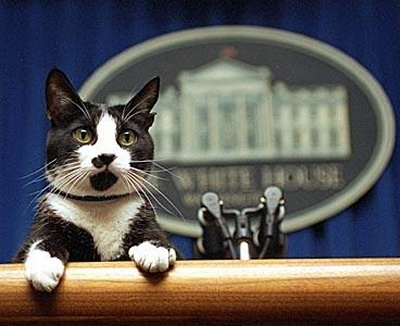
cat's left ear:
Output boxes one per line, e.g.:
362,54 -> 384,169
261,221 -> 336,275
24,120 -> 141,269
124,77 -> 159,130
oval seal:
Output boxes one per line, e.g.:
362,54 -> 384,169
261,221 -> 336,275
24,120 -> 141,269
80,26 -> 395,236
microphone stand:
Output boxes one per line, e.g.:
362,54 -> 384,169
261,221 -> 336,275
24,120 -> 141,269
197,187 -> 286,260
234,211 -> 252,260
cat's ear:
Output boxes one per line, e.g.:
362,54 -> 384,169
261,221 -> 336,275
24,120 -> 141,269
124,77 -> 159,130
45,68 -> 85,123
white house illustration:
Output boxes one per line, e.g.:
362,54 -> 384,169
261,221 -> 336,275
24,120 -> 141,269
108,58 -> 351,163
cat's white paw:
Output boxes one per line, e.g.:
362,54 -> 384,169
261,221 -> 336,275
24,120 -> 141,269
129,241 -> 176,273
24,249 -> 65,292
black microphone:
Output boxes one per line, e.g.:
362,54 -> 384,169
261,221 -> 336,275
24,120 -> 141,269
257,186 -> 285,258
198,192 -> 238,259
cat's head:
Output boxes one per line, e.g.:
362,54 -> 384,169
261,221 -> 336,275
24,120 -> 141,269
45,68 -> 159,199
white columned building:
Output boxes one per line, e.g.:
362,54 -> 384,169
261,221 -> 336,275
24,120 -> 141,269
118,58 -> 351,163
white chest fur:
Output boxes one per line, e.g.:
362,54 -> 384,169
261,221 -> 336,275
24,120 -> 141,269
46,193 -> 142,261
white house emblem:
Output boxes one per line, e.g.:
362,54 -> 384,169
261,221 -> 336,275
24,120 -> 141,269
80,27 -> 395,236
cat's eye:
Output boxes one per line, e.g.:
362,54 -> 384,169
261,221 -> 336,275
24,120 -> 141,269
72,128 -> 93,144
118,130 -> 136,146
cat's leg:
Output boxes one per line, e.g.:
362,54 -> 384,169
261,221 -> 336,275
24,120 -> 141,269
126,210 -> 177,273
128,241 -> 176,273
23,240 -> 67,292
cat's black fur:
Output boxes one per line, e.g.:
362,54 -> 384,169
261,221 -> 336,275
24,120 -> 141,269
13,69 -> 176,291
13,201 -> 170,263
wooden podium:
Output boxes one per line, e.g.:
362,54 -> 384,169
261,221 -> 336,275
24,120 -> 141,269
1,259 -> 399,325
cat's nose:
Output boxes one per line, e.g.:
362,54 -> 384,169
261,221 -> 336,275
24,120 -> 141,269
92,154 -> 116,168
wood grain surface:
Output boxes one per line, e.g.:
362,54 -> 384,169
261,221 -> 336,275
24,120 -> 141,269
0,259 -> 399,325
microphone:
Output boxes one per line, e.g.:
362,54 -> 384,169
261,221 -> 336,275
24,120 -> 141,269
197,192 -> 238,259
257,186 -> 286,258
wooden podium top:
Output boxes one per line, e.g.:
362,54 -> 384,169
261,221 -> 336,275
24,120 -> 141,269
1,258 -> 400,325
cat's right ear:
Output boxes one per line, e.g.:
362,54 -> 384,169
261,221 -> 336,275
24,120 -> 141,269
45,68 -> 85,123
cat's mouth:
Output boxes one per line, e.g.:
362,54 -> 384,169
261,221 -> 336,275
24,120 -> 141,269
90,171 -> 118,191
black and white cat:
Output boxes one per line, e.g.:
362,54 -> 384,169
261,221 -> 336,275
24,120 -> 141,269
13,68 -> 176,292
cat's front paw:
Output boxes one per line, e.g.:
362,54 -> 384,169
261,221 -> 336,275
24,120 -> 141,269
24,249 -> 65,292
129,241 -> 176,273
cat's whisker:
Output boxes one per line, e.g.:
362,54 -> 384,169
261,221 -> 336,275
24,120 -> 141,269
46,159 -> 81,177
120,173 -> 134,195
132,179 -> 185,219
19,159 -> 56,180
47,165 -> 81,182
128,166 -> 166,181
20,168 -> 45,181
24,161 -> 61,199
27,187 -> 50,208
50,166 -> 86,196
121,173 -> 149,206
62,169 -> 91,197
126,169 -> 185,220
151,163 -> 183,181
135,187 -> 160,221
141,159 -> 183,180
23,174 -> 48,188
29,183 -> 53,198
24,183 -> 55,215
120,173 -> 163,223
122,173 -> 162,220
20,160 -> 59,188
129,160 -> 181,182
121,169 -> 145,198
58,171 -> 88,195
48,163 -> 79,185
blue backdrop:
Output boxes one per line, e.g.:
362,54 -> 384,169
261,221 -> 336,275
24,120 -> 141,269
1,1 -> 399,262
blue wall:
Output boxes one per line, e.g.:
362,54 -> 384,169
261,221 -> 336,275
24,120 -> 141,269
1,1 -> 399,262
